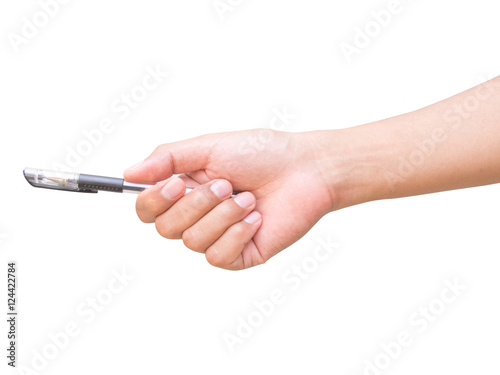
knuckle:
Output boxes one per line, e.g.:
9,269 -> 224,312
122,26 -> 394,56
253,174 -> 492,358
137,211 -> 151,224
190,185 -> 215,209
178,189 -> 214,216
231,224 -> 247,240
136,199 -> 153,223
219,201 -> 240,219
136,200 -> 152,223
142,195 -> 159,213
182,229 -> 205,252
153,144 -> 167,155
205,247 -> 227,268
155,218 -> 179,239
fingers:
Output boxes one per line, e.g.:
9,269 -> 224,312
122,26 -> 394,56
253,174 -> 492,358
154,179 -> 234,239
205,212 -> 262,270
135,176 -> 263,270
124,134 -> 218,183
182,192 -> 257,252
135,177 -> 186,223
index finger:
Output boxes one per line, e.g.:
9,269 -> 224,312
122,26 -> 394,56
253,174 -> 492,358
135,177 -> 186,223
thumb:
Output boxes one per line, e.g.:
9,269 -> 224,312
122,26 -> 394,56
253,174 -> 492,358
124,134 -> 215,182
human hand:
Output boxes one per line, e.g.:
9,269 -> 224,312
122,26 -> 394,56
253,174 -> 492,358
124,130 -> 335,270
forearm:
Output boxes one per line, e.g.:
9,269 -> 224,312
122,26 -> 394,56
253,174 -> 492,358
315,76 -> 500,210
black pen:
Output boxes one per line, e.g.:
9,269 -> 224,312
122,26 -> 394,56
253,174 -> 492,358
23,167 -> 213,195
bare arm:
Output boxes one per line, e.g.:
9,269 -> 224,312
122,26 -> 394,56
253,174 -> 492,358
314,76 -> 500,210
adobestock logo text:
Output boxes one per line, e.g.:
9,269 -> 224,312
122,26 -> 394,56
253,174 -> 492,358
50,64 -> 169,172
339,0 -> 416,63
7,0 -> 71,54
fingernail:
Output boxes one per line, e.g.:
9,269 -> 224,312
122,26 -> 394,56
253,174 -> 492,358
234,192 -> 255,208
126,160 -> 144,172
161,178 -> 185,200
244,211 -> 261,224
210,180 -> 232,199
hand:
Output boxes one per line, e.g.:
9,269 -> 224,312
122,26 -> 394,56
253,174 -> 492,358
124,129 -> 335,270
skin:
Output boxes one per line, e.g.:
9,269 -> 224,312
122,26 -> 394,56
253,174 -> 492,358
124,76 -> 500,270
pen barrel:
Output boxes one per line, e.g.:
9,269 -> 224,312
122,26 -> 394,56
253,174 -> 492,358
122,181 -> 154,193
78,174 -> 124,193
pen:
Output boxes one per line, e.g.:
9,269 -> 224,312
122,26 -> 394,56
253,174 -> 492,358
23,167 -> 235,196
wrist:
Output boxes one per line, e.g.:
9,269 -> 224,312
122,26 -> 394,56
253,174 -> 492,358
308,126 -> 395,211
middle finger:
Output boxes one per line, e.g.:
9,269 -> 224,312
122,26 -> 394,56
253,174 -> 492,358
154,179 -> 233,239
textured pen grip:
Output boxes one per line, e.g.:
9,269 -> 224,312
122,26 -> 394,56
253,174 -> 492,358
79,174 -> 124,193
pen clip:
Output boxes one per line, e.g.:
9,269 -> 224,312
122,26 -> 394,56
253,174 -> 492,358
75,188 -> 99,194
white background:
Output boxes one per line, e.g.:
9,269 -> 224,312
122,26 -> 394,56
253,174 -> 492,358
1,1 -> 500,374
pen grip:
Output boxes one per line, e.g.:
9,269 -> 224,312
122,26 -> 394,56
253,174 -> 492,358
79,174 -> 124,193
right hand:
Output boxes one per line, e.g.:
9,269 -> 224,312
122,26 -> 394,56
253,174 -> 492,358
124,129 -> 335,270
